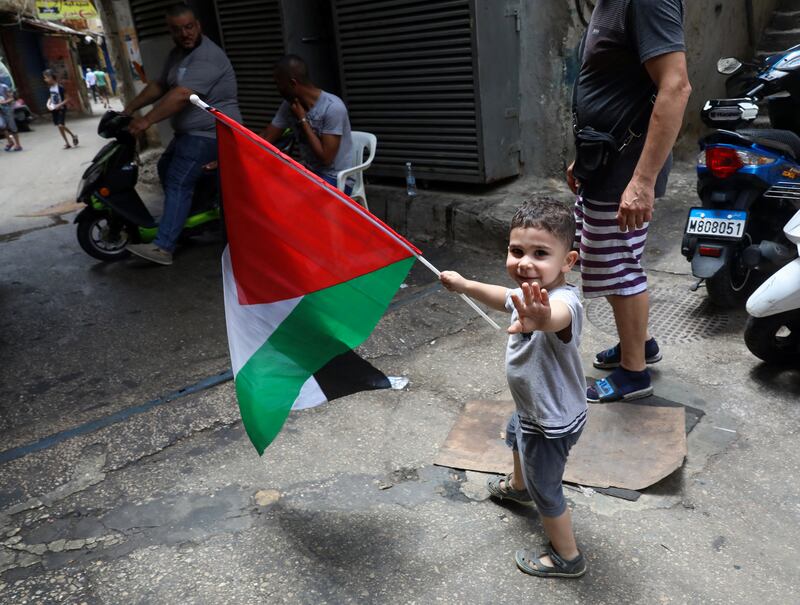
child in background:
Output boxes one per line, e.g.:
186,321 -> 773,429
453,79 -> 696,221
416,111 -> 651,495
440,197 -> 588,579
0,80 -> 21,151
43,69 -> 79,149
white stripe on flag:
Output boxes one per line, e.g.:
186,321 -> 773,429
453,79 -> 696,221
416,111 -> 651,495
222,247 -> 302,376
293,377 -> 327,410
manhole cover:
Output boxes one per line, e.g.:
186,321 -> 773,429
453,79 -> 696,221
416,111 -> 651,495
586,293 -> 730,344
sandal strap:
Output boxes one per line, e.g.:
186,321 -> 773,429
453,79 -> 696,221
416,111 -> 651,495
546,544 -> 568,569
593,377 -> 618,400
546,543 -> 583,570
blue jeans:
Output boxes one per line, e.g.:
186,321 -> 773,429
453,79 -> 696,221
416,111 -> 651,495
320,173 -> 353,196
155,134 -> 218,252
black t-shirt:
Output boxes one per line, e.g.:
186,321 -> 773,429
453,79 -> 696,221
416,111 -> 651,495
575,0 -> 685,202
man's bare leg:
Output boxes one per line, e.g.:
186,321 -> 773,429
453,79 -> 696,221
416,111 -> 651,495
608,292 -> 649,372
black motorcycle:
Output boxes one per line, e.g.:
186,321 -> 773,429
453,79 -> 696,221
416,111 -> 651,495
74,111 -> 221,261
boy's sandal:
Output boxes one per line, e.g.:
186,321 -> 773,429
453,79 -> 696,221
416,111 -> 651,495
3,144 -> 12,151
515,544 -> 587,579
72,134 -> 79,146
63,144 -> 72,149
486,473 -> 533,504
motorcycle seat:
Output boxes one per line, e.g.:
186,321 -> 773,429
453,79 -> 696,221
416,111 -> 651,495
737,128 -> 800,160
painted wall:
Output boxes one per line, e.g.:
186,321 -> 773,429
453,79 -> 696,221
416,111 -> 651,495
519,0 -> 780,178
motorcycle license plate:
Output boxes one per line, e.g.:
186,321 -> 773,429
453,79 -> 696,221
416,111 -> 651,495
685,208 -> 747,239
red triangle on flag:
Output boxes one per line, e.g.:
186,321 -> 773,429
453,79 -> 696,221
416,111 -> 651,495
214,113 -> 419,306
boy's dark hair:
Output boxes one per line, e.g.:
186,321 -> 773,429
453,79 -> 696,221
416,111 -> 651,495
274,54 -> 311,84
510,197 -> 575,250
165,2 -> 194,18
42,69 -> 55,80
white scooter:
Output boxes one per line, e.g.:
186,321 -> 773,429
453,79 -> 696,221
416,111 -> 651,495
745,209 -> 800,364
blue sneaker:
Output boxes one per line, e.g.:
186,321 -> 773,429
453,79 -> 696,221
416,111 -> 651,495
593,337 -> 662,369
587,367 -> 653,403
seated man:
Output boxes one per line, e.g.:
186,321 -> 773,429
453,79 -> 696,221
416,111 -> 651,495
260,55 -> 353,191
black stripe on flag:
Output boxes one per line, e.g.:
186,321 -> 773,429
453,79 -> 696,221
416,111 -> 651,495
313,350 -> 392,401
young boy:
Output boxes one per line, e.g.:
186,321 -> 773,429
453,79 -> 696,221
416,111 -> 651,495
43,69 -> 79,149
440,197 -> 588,579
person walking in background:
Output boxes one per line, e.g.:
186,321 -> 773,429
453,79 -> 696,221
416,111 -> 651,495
43,69 -> 79,149
84,67 -> 98,103
94,68 -> 110,108
0,80 -> 21,151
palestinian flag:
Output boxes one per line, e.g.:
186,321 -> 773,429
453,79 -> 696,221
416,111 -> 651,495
213,110 -> 419,455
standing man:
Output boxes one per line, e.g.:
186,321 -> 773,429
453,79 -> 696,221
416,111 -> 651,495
261,54 -> 353,191
84,67 -> 97,104
124,2 -> 241,266
570,0 -> 691,402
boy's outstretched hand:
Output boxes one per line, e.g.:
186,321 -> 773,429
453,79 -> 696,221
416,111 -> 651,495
508,282 -> 550,334
439,270 -> 467,293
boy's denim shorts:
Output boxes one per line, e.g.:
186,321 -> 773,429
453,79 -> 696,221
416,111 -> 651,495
505,412 -> 582,517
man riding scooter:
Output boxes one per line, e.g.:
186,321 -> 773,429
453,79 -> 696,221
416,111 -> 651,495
124,1 -> 240,266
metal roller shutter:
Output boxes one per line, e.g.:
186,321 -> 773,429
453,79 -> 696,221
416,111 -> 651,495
333,0 -> 520,183
130,0 -> 174,41
215,0 -> 285,131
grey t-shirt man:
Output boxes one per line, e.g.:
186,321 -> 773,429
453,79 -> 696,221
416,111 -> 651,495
158,35 -> 241,138
505,284 -> 587,438
575,0 -> 685,203
271,91 -> 353,181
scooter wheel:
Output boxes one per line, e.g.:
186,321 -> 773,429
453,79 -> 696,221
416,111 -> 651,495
705,250 -> 758,309
76,210 -> 131,262
744,312 -> 800,365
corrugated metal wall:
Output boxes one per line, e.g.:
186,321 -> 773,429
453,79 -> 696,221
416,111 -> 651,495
333,0 -> 484,181
129,0 -> 172,41
215,0 -> 285,131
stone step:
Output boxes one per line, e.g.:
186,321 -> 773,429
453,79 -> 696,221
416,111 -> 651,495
777,0 -> 800,12
769,10 -> 800,31
758,28 -> 800,52
752,115 -> 772,129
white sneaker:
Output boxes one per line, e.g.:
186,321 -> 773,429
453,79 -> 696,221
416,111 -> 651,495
127,243 -> 173,266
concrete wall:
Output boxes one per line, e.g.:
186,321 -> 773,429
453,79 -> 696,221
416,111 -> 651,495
681,0 -> 779,156
519,0 -> 780,178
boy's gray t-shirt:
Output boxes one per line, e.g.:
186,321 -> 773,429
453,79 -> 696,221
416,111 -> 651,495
575,0 -> 685,203
505,284 -> 587,438
271,91 -> 353,181
158,36 -> 242,138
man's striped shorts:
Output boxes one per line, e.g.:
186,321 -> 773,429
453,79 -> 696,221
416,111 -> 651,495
573,196 -> 649,299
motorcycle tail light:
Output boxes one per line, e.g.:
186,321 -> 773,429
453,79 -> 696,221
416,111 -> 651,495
706,147 -> 743,179
99,187 -> 111,197
699,246 -> 723,257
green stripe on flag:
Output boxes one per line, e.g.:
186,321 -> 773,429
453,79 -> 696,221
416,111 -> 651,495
235,257 -> 415,454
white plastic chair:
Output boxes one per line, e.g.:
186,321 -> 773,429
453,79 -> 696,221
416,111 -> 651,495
336,130 -> 377,210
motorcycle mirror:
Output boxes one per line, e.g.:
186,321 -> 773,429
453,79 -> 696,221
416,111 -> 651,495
717,57 -> 743,75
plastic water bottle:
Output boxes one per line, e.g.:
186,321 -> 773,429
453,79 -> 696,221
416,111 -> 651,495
405,162 -> 417,198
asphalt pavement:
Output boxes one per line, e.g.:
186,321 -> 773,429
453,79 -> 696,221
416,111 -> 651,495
0,108 -> 798,604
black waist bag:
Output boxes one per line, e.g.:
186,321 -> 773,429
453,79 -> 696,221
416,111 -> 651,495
572,127 -> 619,183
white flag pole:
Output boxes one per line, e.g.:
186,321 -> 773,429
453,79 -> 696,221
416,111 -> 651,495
190,95 -> 501,331
415,256 -> 501,330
